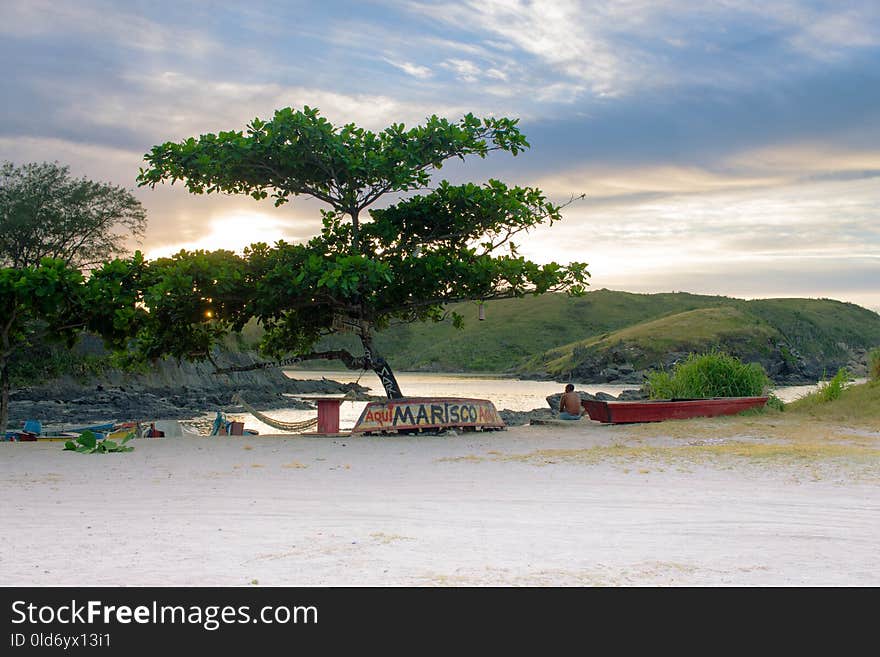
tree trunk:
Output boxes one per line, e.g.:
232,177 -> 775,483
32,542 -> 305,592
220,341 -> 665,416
360,334 -> 403,399
0,358 -> 9,436
350,208 -> 360,254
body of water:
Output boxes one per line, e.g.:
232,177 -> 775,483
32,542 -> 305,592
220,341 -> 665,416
222,370 -> 830,434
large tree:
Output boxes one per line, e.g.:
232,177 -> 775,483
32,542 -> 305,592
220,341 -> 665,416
138,107 -> 588,397
0,161 -> 147,269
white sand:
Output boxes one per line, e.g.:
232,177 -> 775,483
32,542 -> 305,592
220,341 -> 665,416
1,421 -> 878,586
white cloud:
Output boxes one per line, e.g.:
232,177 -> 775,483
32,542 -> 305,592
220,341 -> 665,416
39,70 -> 473,145
412,0 -> 631,96
0,0 -> 219,56
441,58 -> 481,83
405,0 -> 880,99
0,136 -> 142,185
384,58 -> 433,79
725,143 -> 880,178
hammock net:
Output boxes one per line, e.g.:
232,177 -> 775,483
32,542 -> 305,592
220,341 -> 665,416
231,393 -> 318,433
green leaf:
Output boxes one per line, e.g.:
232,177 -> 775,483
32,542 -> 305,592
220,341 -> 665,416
76,431 -> 97,449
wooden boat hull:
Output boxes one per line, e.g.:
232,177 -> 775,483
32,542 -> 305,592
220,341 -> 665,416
583,396 -> 769,423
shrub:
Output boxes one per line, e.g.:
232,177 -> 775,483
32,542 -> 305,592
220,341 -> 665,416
817,367 -> 849,402
764,394 -> 786,412
645,351 -> 770,399
869,348 -> 880,382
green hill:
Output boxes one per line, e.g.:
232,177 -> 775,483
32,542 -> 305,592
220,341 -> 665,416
521,306 -> 781,377
309,289 -> 731,371
302,290 -> 880,384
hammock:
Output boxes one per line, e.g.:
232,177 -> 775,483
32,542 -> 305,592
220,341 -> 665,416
231,393 -> 318,433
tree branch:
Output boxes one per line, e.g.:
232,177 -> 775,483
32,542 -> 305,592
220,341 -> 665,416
212,349 -> 367,374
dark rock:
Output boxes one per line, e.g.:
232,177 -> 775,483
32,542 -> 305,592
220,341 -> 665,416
499,408 -> 555,426
618,389 -> 649,401
545,390 -> 597,410
600,367 -> 620,382
621,370 -> 646,384
595,391 -> 618,401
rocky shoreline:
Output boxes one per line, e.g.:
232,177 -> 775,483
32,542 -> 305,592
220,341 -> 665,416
5,344 -> 838,430
516,344 -> 872,387
6,351 -> 368,428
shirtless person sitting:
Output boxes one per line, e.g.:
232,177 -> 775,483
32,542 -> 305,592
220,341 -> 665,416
558,383 -> 585,420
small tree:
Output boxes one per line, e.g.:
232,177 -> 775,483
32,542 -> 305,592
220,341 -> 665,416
0,257 -> 144,432
138,107 -> 588,397
0,161 -> 147,269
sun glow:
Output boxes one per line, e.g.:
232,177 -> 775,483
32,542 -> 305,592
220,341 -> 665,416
145,212 -> 293,258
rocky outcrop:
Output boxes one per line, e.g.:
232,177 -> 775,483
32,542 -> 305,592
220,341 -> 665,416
7,350 -> 368,426
498,408 -> 555,426
549,339 -> 862,386
544,388 -> 646,410
500,387 -> 648,426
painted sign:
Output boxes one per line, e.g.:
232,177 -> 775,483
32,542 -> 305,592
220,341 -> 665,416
352,397 -> 505,433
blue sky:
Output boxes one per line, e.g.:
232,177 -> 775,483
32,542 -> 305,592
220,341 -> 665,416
2,0 -> 879,309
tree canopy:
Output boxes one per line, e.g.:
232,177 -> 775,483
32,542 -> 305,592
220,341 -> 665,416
138,107 -> 588,397
0,255 -> 145,431
0,161 -> 147,269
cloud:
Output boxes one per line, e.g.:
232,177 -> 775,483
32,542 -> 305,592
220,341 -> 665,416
404,0 -> 880,102
0,136 -> 142,185
3,0 -> 879,313
533,164 -> 786,205
532,140 -> 880,203
144,211 -> 311,259
0,0 -> 219,56
441,58 -> 481,82
408,0 -> 631,96
384,58 -> 433,79
3,68 -> 476,155
726,143 -> 880,179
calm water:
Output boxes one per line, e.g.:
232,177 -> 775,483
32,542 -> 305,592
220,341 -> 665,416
221,369 -> 827,433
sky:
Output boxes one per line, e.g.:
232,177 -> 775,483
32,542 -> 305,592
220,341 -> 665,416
1,0 -> 878,310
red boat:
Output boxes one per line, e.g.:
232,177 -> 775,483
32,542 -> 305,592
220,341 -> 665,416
582,396 -> 769,424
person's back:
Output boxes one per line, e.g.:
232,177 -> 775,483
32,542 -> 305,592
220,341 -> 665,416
558,384 -> 584,420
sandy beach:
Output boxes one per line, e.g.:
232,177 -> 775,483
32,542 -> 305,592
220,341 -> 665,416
2,415 -> 878,586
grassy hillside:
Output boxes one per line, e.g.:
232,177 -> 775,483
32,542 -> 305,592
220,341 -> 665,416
307,289 -> 732,371
520,306 -> 781,376
271,289 -> 880,381
518,297 -> 880,382
732,298 -> 880,360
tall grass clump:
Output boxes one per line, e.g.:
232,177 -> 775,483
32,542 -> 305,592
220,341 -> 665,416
645,351 -> 770,399
869,348 -> 880,382
817,367 -> 850,401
